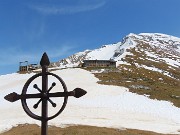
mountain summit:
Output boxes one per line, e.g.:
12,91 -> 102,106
55,33 -> 180,76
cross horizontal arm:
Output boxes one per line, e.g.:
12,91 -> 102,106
4,93 -> 41,102
20,93 -> 42,99
48,88 -> 87,98
48,91 -> 75,98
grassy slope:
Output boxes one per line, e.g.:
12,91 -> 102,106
86,42 -> 180,107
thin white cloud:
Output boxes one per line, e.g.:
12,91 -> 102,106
30,1 -> 106,15
0,48 -> 38,66
44,44 -> 77,59
0,45 -> 76,66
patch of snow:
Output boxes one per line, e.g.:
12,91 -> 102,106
145,51 -> 158,59
160,58 -> 180,68
90,69 -> 105,73
116,60 -> 131,66
158,78 -> 163,81
136,64 -> 177,79
86,44 -> 119,60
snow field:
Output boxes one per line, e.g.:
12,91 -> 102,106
0,68 -> 180,134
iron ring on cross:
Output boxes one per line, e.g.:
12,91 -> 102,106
21,72 -> 69,121
4,72 -> 86,121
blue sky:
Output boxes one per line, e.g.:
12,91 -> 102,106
0,0 -> 180,75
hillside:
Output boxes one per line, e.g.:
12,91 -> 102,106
54,33 -> 180,107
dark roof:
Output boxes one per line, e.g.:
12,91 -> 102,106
83,60 -> 116,62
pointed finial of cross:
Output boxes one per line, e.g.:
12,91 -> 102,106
40,52 -> 50,67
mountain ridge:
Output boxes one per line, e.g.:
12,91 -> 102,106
55,33 -> 180,77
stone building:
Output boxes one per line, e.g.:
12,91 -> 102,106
19,61 -> 38,72
82,60 -> 116,68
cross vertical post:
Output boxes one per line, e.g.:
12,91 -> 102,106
40,53 -> 50,135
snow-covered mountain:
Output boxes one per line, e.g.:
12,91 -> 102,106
55,33 -> 180,73
56,33 -> 180,67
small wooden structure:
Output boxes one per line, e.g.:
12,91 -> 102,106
19,61 -> 38,72
19,61 -> 29,72
82,60 -> 116,68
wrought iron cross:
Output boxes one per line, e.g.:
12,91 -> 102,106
4,52 -> 87,135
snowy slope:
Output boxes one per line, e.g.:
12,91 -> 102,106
0,68 -> 180,134
124,33 -> 180,68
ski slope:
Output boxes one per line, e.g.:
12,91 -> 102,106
0,68 -> 180,134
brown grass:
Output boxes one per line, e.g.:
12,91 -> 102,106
0,124 -> 178,135
93,66 -> 180,107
